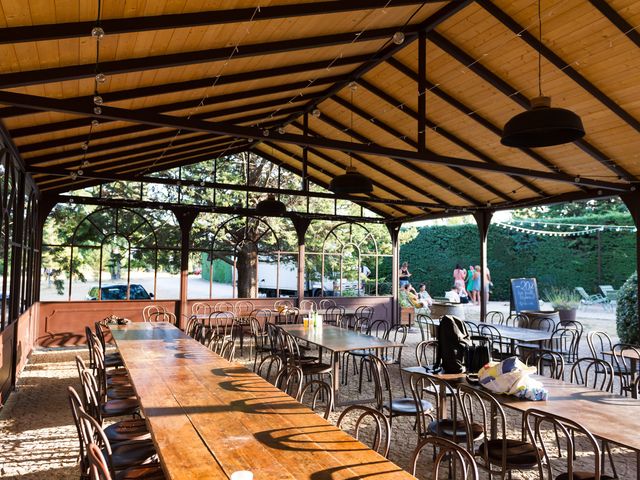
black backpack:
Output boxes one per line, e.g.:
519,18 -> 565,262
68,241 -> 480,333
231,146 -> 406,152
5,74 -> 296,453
436,315 -> 472,373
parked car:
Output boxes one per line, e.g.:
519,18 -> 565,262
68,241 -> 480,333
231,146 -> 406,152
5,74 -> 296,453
86,284 -> 153,300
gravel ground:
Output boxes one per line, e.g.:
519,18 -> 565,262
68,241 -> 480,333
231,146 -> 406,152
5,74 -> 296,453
1,313 -> 636,479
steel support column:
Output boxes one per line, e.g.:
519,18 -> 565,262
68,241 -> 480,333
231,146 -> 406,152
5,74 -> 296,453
387,222 -> 402,326
473,210 -> 493,322
293,218 -> 311,305
172,208 -> 198,329
9,169 -> 25,390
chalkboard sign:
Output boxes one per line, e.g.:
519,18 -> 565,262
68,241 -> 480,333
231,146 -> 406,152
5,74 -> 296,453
510,278 -> 540,313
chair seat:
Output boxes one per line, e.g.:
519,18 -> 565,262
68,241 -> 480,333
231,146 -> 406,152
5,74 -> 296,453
102,398 -> 140,417
428,419 -> 483,442
556,472 -> 615,480
109,440 -> 158,470
302,362 -> 332,375
105,419 -> 150,443
107,386 -> 137,400
115,464 -> 166,480
385,398 -> 432,415
482,438 -> 540,467
107,373 -> 132,386
348,349 -> 369,357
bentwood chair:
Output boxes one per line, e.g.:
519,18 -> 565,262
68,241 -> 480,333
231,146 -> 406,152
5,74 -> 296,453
365,354 -> 433,429
256,354 -> 283,385
504,313 -> 528,328
416,314 -> 437,342
457,384 -> 540,480
299,379 -> 334,419
319,298 -> 336,309
611,343 -> 640,396
548,326 -> 580,365
478,324 -> 510,360
275,364 -> 304,399
382,325 -> 409,396
336,405 -> 392,458
524,409 -> 615,480
411,374 -> 484,448
142,305 -> 165,322
485,311 -> 504,325
79,411 -> 160,479
523,349 -> 564,380
346,319 -> 388,388
323,305 -> 345,326
147,310 -> 177,325
87,442 -> 166,480
570,357 -> 614,392
411,436 -> 480,480
299,299 -> 316,311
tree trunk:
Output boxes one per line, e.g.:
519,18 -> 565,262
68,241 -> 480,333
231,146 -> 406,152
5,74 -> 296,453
237,241 -> 258,298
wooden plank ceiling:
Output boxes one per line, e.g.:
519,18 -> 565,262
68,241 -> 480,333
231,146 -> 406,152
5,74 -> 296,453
0,0 -> 638,221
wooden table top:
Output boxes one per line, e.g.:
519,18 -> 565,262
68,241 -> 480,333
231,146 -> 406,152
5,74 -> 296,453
111,322 -> 414,480
280,324 -> 403,353
403,365 -> 640,452
432,318 -> 552,343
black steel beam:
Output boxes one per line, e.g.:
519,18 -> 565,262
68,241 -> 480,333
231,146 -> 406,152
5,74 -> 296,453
329,95 -> 489,205
478,0 -> 640,135
429,30 -> 636,183
384,57 -> 585,186
58,194 -> 390,224
18,99 -> 305,152
265,139 -> 432,213
589,0 -> 640,49
0,1 -> 430,44
277,0 -> 475,130
11,89 -> 316,140
0,27 -> 404,89
293,118 -> 449,207
0,89 -> 628,191
354,79 -> 542,199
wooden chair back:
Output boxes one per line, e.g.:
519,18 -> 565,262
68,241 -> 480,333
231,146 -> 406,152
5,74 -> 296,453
411,436 -> 479,479
299,380 -> 334,420
570,357 -> 614,392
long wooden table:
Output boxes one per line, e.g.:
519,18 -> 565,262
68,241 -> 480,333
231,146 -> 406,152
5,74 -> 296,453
280,324 -> 403,404
111,322 -> 415,480
404,365 -> 640,479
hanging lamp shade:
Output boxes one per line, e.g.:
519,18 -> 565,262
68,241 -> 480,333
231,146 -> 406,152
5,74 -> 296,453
501,96 -> 585,148
255,195 -> 286,216
330,166 -> 373,194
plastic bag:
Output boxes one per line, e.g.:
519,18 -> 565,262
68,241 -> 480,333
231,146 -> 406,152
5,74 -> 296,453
478,357 -> 548,401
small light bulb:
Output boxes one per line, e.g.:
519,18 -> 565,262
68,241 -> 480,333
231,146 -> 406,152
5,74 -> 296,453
93,95 -> 103,106
277,127 -> 285,135
91,119 -> 99,127
91,27 -> 105,39
262,129 -> 270,136
93,106 -> 102,115
312,108 -> 321,118
95,73 -> 106,84
81,142 -> 89,151
392,31 -> 405,45
200,181 -> 205,187
248,138 -> 254,143
68,197 -> 74,203
70,173 -> 78,180
77,169 -> 84,176
348,81 -> 358,91
82,160 -> 90,168
574,176 -> 581,183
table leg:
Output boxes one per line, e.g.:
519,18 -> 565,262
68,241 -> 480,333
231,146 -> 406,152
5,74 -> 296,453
632,358 -> 638,399
510,339 -> 516,356
332,351 -> 340,399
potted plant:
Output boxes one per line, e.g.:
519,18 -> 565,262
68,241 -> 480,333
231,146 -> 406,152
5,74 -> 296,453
544,287 -> 581,323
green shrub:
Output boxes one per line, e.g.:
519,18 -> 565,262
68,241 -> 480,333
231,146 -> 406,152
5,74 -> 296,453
544,287 -> 581,310
616,272 -> 639,344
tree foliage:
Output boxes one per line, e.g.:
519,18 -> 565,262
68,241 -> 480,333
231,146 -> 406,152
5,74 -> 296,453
397,212 -> 636,301
616,272 -> 638,344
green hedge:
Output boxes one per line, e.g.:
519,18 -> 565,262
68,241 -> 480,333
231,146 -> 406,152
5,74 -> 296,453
616,272 -> 638,344
394,213 -> 636,301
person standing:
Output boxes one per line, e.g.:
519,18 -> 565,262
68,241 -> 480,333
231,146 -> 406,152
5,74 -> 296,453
453,264 -> 466,290
471,265 -> 481,305
483,265 -> 492,302
466,264 -> 475,297
399,262 -> 411,287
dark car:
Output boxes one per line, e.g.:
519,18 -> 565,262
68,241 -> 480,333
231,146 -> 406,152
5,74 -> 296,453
86,284 -> 153,300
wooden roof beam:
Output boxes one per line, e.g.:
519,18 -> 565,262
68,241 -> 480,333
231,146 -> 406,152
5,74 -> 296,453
0,1 -> 433,44
352,80 -> 540,200
0,27 -> 410,89
429,30 -> 636,183
0,89 -> 628,191
478,1 -> 640,135
384,57 -> 587,189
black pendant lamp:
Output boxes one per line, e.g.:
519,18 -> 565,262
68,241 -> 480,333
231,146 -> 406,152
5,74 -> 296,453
255,194 -> 286,216
330,84 -> 374,195
501,1 -> 584,148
